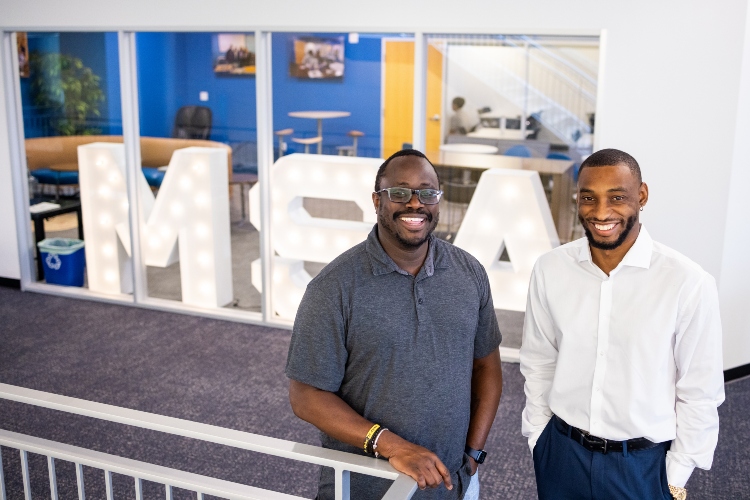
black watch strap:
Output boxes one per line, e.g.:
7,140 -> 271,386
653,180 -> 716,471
464,446 -> 487,464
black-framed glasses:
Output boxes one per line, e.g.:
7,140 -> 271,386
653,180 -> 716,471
374,187 -> 443,205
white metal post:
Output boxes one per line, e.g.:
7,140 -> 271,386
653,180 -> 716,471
255,30 -> 274,322
0,446 -> 6,500
105,470 -> 114,500
48,456 -> 59,500
335,468 -> 350,500
76,462 -> 86,500
412,32 -> 427,152
135,477 -> 144,500
118,31 -> 148,302
20,450 -> 31,500
1,31 -> 36,288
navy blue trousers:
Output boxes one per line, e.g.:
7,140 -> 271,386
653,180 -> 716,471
533,417 -> 673,500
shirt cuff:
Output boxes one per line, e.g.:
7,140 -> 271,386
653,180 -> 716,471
527,429 -> 543,454
666,455 -> 694,487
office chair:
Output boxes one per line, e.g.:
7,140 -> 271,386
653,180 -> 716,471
172,106 -> 213,140
504,145 -> 532,158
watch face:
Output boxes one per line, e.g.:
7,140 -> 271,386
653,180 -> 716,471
476,450 -> 487,464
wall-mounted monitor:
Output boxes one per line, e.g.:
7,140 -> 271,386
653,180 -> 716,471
213,33 -> 255,76
289,36 -> 344,80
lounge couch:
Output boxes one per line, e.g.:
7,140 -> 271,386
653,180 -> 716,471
26,135 -> 233,190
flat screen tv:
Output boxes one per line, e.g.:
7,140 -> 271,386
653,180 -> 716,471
290,36 -> 344,80
214,33 -> 255,76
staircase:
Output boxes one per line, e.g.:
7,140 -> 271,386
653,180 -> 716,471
435,35 -> 598,146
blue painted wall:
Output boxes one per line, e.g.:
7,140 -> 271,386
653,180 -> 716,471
271,33 -> 383,157
22,31 -> 388,158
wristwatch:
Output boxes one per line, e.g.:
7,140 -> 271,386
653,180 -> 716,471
669,485 -> 687,500
464,446 -> 487,464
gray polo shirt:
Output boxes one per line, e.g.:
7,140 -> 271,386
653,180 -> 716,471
286,226 -> 502,499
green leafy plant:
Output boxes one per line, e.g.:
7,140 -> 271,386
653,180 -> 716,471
29,52 -> 105,136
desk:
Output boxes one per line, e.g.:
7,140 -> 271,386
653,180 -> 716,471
468,128 -> 530,140
427,150 -> 576,243
288,111 -> 351,154
30,199 -> 84,281
439,143 -> 499,154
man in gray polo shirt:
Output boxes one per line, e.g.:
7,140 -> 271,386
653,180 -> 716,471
286,149 -> 503,499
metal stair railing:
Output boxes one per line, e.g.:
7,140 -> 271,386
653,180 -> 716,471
430,35 -> 597,145
0,383 -> 417,500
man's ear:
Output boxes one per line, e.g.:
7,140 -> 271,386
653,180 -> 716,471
639,182 -> 649,207
372,191 -> 380,213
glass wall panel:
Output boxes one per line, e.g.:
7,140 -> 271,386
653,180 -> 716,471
19,32 -> 131,296
266,32 -> 413,321
134,32 -> 261,313
426,34 -> 600,349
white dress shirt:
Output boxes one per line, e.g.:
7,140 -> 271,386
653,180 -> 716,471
520,226 -> 725,487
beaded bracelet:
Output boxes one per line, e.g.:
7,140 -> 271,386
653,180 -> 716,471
372,427 -> 388,458
364,424 -> 381,454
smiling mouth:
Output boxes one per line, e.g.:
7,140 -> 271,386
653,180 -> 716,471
399,215 -> 426,228
594,223 -> 616,231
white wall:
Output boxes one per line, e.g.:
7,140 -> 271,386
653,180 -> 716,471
2,0 -> 749,369
719,2 -> 750,371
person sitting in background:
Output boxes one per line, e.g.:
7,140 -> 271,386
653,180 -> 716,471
448,97 -> 478,135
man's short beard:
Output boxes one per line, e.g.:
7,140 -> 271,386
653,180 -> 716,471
579,213 -> 637,251
378,209 -> 438,248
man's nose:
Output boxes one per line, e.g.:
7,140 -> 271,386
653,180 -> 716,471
405,191 -> 423,208
592,199 -> 612,219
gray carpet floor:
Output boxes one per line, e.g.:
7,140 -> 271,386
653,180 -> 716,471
0,286 -> 747,499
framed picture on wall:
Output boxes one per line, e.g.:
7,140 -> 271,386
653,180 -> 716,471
290,36 -> 344,80
17,32 -> 29,78
213,33 -> 255,75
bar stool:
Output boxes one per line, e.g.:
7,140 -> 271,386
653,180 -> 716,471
292,136 -> 323,154
274,128 -> 294,156
337,130 -> 364,157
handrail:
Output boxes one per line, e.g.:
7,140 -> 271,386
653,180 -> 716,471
517,36 -> 598,88
0,429 -> 303,500
0,383 -> 417,500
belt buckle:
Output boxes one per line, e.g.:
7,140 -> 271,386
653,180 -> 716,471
585,433 -> 608,454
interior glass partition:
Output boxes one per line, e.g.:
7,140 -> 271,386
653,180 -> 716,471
262,32 -> 414,322
132,32 -> 262,314
425,33 -> 600,349
17,31 -> 132,296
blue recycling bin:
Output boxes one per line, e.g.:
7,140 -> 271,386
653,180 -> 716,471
37,238 -> 86,287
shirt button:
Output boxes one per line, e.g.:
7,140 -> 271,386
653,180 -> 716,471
599,351 -> 604,357
418,298 -> 423,304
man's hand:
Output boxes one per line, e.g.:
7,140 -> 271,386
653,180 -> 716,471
375,430 -> 453,491
289,381 -> 453,490
468,456 -> 478,476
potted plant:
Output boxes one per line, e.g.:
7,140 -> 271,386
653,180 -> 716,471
29,52 -> 105,136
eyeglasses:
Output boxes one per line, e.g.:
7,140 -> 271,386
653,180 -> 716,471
374,187 -> 443,205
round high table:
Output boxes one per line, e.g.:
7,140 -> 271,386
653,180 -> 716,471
288,111 -> 351,154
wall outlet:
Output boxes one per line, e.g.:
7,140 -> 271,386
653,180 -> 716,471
199,91 -> 209,102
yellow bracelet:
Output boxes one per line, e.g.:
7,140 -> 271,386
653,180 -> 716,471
364,424 -> 381,453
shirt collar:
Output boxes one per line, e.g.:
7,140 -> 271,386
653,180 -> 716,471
365,225 -> 439,277
577,224 -> 653,270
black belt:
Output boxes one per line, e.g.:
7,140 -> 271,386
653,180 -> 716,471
554,415 -> 661,454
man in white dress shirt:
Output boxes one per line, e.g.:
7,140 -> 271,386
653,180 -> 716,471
520,148 -> 724,500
